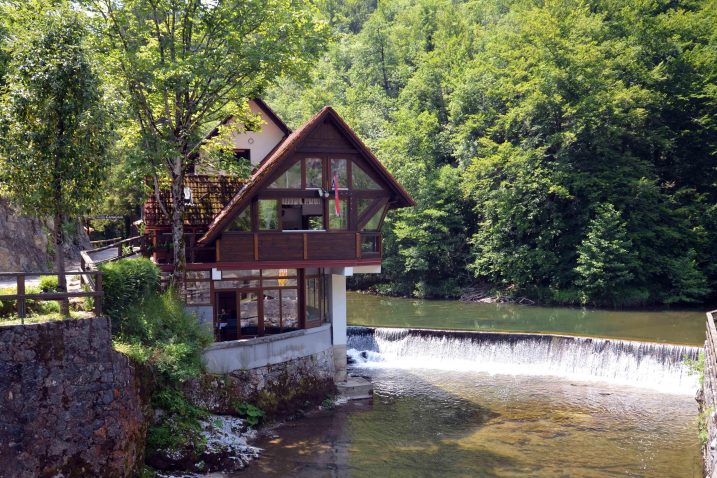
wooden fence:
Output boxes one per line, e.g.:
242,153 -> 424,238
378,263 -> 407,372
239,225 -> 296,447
80,235 -> 147,272
0,271 -> 103,325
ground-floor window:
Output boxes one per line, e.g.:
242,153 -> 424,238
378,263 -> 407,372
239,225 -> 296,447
213,268 -> 328,342
305,268 -> 329,327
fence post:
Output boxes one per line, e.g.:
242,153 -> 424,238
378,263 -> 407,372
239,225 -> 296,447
94,272 -> 103,316
16,273 -> 25,325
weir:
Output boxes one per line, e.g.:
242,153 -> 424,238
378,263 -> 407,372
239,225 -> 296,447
347,326 -> 701,394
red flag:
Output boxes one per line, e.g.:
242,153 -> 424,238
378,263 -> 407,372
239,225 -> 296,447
332,172 -> 341,216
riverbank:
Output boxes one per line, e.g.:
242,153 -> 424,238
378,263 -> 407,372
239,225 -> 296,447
349,283 -> 714,311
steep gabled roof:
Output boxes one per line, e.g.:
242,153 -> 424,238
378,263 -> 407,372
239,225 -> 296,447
144,175 -> 245,228
189,99 -> 291,164
197,106 -> 415,245
252,98 -> 291,136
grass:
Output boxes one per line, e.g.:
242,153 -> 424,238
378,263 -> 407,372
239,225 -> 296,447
0,310 -> 94,326
1,274 -> 95,323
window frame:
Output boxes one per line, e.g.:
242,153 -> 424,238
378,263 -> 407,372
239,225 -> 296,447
224,154 -> 392,235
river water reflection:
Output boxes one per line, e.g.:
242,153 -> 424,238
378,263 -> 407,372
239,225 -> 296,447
347,292 -> 706,345
239,368 -> 700,478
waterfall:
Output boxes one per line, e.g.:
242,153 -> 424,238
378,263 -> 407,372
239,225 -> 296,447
347,326 -> 701,394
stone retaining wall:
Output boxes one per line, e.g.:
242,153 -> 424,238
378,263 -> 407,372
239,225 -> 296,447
184,347 -> 337,418
0,317 -> 147,478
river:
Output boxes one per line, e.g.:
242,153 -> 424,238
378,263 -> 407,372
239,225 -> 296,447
233,295 -> 704,477
346,292 -> 705,345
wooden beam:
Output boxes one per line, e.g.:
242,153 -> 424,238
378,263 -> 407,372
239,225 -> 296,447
17,274 -> 25,324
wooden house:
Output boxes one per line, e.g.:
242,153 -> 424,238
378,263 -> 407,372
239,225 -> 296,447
142,100 -> 414,380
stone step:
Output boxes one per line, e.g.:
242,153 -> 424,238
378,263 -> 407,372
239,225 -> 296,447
336,376 -> 373,400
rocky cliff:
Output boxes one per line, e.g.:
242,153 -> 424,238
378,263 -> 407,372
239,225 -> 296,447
0,197 -> 50,272
0,197 -> 90,272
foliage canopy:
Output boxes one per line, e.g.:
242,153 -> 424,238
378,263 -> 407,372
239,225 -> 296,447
271,0 -> 717,306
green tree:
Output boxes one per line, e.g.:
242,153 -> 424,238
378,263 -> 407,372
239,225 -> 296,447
0,5 -> 109,315
575,204 -> 640,306
88,0 -> 328,283
272,0 -> 717,305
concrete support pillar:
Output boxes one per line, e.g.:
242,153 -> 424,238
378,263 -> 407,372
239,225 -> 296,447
329,272 -> 348,382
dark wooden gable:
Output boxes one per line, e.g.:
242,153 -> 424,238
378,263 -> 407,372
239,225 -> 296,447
198,106 -> 414,246
297,120 -> 357,153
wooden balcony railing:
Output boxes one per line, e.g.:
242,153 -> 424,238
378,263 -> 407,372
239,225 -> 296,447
218,231 -> 383,265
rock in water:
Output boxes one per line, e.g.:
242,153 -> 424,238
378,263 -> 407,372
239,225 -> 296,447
148,415 -> 261,474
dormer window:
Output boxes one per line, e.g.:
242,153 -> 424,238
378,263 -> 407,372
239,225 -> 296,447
234,149 -> 251,163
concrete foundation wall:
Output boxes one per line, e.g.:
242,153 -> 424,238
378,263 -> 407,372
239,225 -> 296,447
202,324 -> 333,374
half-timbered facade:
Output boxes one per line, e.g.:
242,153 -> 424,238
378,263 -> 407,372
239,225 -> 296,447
142,101 -> 414,381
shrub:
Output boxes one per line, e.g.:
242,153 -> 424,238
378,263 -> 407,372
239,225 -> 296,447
113,288 -> 213,455
39,275 -> 59,292
232,402 -> 265,426
114,289 -> 212,384
147,389 -> 208,450
99,258 -> 160,321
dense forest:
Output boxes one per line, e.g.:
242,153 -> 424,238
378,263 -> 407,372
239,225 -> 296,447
267,0 -> 717,307
1,0 -> 716,307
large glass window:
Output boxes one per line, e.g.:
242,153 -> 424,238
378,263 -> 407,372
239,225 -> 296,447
269,161 -> 301,189
352,163 -> 381,190
330,159 -> 348,189
281,198 -> 324,231
258,199 -> 279,230
361,234 -> 380,254
263,288 -> 299,334
305,269 -> 328,325
239,292 -> 259,337
216,291 -> 238,341
357,198 -> 374,218
215,269 -> 328,341
363,206 -> 386,231
305,158 -> 323,188
228,207 -> 252,231
329,198 -> 348,230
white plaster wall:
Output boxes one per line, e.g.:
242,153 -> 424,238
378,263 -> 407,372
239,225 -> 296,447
353,265 -> 381,274
329,273 -> 347,346
231,100 -> 286,165
202,324 -> 333,374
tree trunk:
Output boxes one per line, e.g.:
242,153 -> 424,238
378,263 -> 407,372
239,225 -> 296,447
54,211 -> 70,317
169,157 -> 186,288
